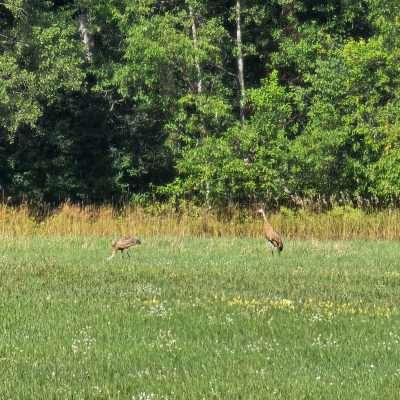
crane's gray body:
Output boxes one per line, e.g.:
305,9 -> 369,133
107,236 -> 141,260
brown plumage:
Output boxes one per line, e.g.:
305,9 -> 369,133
257,208 -> 283,254
107,236 -> 141,260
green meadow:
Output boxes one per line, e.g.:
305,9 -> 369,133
1,237 -> 400,399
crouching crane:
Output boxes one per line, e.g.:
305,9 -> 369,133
257,208 -> 283,255
107,236 -> 141,260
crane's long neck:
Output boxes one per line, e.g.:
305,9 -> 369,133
260,210 -> 267,222
260,210 -> 273,228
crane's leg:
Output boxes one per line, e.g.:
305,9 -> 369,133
266,241 -> 275,256
107,250 -> 116,261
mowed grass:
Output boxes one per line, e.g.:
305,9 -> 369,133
1,237 -> 400,399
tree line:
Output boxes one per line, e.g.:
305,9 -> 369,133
1,0 -> 400,207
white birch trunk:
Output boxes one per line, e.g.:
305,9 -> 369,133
78,10 -> 94,62
235,0 -> 245,123
189,4 -> 202,94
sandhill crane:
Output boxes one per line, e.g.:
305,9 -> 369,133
107,236 -> 141,260
256,208 -> 283,255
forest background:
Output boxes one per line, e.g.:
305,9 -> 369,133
1,0 -> 400,210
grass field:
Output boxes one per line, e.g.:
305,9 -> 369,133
1,236 -> 400,399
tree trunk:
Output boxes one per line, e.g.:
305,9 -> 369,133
189,2 -> 209,206
235,0 -> 245,123
189,4 -> 202,94
78,10 -> 94,62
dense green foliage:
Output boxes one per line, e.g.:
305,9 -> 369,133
1,0 -> 400,205
1,236 -> 400,398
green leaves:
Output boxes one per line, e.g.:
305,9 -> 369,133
165,71 -> 293,205
0,54 -> 41,133
1,0 -> 400,205
0,3 -> 84,135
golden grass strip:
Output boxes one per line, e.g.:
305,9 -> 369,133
2,203 -> 400,239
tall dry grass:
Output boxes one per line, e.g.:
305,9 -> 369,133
2,202 -> 400,239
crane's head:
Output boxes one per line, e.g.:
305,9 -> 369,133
256,208 -> 267,220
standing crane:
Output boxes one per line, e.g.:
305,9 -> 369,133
256,208 -> 283,255
107,236 -> 141,260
